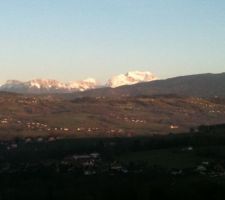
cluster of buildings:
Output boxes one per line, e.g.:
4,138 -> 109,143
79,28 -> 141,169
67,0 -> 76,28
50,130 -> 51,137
16,97 -> 38,105
0,118 -> 9,125
0,116 -> 130,137
171,161 -> 225,178
0,150 -> 134,176
109,113 -> 147,124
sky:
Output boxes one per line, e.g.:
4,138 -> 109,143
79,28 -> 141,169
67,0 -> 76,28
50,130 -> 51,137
0,0 -> 225,84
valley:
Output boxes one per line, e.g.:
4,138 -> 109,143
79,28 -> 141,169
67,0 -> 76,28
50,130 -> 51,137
1,92 -> 225,139
1,125 -> 225,199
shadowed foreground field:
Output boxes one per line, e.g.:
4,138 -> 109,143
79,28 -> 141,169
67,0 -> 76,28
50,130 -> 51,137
0,124 -> 225,199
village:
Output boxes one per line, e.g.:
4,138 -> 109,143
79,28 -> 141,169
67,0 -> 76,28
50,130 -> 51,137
0,114 -> 183,139
1,94 -> 225,142
1,129 -> 225,180
0,143 -> 225,180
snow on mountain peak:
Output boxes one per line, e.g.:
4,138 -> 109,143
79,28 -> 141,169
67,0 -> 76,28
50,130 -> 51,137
107,71 -> 157,88
68,78 -> 98,91
0,71 -> 158,93
83,78 -> 97,83
0,78 -> 98,93
28,79 -> 66,89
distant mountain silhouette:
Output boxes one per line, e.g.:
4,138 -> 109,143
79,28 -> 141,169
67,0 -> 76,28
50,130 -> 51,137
72,73 -> 225,98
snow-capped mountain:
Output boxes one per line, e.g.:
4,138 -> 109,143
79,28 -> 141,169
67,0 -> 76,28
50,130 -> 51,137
107,71 -> 157,88
0,78 -> 98,93
68,78 -> 97,91
0,71 -> 158,93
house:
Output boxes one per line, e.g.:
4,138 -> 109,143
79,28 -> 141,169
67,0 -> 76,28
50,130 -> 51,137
84,170 -> 96,176
11,144 -> 18,149
25,138 -> 32,143
48,137 -> 56,142
171,169 -> 183,176
170,125 -> 179,129
201,161 -> 209,165
37,137 -> 44,142
196,165 -> 207,172
73,155 -> 91,160
90,153 -> 100,158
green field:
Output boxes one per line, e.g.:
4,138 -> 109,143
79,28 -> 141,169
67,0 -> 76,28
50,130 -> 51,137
117,148 -> 208,169
0,125 -> 225,199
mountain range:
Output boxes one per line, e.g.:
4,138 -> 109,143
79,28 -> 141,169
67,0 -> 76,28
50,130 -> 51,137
0,78 -> 98,93
0,71 -> 225,138
72,72 -> 225,99
0,71 -> 157,93
107,71 -> 157,88
0,71 -> 225,98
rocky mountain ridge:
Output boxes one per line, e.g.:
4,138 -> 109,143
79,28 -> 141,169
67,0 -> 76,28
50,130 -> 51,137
0,71 -> 156,93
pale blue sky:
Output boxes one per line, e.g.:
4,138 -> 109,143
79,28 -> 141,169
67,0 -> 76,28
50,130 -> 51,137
0,0 -> 225,84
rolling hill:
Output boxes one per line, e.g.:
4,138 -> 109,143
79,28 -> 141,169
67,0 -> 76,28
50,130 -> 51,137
72,73 -> 225,98
1,93 -> 225,139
